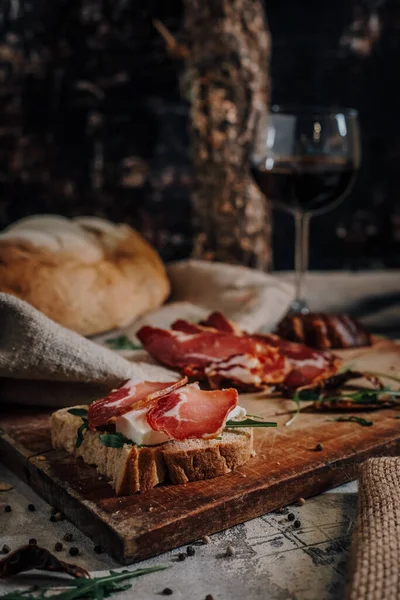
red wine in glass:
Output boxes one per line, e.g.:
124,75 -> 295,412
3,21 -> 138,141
252,156 -> 358,215
251,106 -> 361,313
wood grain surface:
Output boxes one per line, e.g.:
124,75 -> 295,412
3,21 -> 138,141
1,339 -> 399,564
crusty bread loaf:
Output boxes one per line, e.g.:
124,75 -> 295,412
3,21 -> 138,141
0,215 -> 170,336
51,407 -> 253,494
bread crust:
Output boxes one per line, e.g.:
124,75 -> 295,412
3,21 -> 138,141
51,407 -> 253,495
0,220 -> 170,336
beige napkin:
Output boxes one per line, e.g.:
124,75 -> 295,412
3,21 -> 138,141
346,458 -> 400,600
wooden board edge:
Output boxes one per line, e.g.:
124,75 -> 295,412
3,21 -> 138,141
0,433 -> 127,562
120,435 -> 400,563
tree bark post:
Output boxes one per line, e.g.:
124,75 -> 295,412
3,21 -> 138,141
183,0 -> 272,269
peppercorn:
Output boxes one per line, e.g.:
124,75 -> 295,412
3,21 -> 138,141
50,515 -> 57,522
94,545 -> 104,554
294,520 -> 301,529
205,595 -> 215,600
4,505 -> 11,513
2,545 -> 10,554
63,533 -> 73,542
315,443 -> 324,452
69,547 -> 79,556
297,497 -> 306,506
226,545 -> 235,557
27,504 -> 35,512
55,512 -> 64,521
287,513 -> 295,521
55,542 -> 63,552
202,535 -> 210,544
186,545 -> 195,556
29,538 -> 37,545
178,552 -> 186,561
162,589 -> 173,596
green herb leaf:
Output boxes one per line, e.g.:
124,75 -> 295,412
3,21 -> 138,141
76,419 -> 89,448
99,432 -> 135,448
226,419 -> 277,428
0,566 -> 168,600
68,408 -> 88,417
105,335 -> 143,351
295,389 -> 322,402
329,416 -> 374,427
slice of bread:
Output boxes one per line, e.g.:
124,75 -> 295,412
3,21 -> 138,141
51,407 -> 253,495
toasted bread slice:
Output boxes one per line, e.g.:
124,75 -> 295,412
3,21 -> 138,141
51,407 -> 253,495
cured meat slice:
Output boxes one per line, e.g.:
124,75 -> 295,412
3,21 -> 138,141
205,352 -> 289,390
200,311 -> 242,334
171,319 -> 207,334
146,383 -> 238,440
88,377 -> 187,428
137,326 -> 271,372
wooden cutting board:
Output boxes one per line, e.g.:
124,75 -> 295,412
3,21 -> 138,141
1,339 -> 400,564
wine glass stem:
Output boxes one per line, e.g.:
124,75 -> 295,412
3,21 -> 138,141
294,212 -> 310,304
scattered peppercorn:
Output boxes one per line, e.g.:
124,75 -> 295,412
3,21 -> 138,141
2,545 -> 10,554
94,545 -> 104,554
27,504 -> 35,512
186,545 -> 195,556
297,497 -> 306,506
315,443 -> 324,452
202,535 -> 210,544
50,515 -> 57,522
63,533 -> 73,542
294,520 -> 301,529
162,589 -> 173,596
4,505 -> 11,513
205,595 -> 215,600
178,552 -> 186,561
54,542 -> 63,552
226,545 -> 235,557
29,538 -> 37,545
69,547 -> 79,556
287,513 -> 295,521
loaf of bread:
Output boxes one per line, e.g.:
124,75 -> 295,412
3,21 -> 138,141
0,215 -> 170,336
51,406 -> 253,494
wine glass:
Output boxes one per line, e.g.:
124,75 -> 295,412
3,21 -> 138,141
251,105 -> 361,314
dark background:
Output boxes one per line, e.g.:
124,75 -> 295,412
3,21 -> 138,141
0,0 -> 399,269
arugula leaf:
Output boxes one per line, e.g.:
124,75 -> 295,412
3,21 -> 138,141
294,389 -> 321,402
0,566 -> 168,600
76,419 -> 89,448
226,419 -> 277,428
68,408 -> 88,417
329,416 -> 374,427
105,335 -> 143,351
99,432 -> 135,448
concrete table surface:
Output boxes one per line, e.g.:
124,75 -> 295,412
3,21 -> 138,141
0,463 -> 358,600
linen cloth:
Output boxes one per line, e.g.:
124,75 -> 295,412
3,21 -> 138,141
346,458 -> 400,600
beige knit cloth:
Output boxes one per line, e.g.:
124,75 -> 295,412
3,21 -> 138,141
346,458 -> 400,600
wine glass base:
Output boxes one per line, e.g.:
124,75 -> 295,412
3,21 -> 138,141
288,299 -> 310,315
